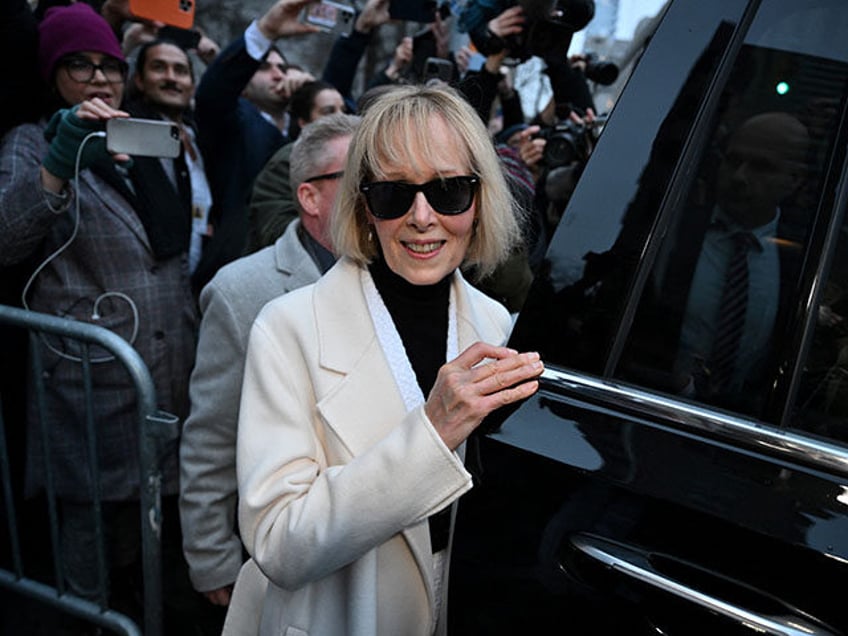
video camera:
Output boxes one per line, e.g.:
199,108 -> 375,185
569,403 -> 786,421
459,0 -> 595,62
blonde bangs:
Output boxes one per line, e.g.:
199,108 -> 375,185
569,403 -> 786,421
361,101 -> 472,182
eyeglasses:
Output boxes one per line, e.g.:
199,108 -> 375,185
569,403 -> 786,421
62,57 -> 127,84
304,170 -> 344,183
359,175 -> 480,220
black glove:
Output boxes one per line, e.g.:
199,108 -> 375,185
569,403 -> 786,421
42,105 -> 109,180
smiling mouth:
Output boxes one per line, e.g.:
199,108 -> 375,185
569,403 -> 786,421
403,241 -> 444,255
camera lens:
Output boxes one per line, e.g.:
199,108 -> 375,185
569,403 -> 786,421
585,60 -> 619,85
543,134 -> 581,168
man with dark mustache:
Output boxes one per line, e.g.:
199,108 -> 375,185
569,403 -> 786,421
124,38 -> 228,632
127,37 -> 214,284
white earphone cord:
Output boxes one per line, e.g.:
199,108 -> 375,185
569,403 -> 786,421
21,130 -> 140,364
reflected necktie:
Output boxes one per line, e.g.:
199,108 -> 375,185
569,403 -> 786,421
708,231 -> 757,392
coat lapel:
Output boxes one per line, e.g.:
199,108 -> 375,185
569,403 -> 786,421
274,220 -> 322,290
314,259 -> 404,457
310,260 -> 443,611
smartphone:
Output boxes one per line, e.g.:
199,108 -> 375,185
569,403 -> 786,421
408,27 -> 438,80
106,118 -> 181,158
129,0 -> 195,29
390,0 -> 445,23
158,25 -> 202,50
300,1 -> 356,37
422,57 -> 454,83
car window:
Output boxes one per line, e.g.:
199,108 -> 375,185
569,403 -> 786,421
510,0 -> 749,373
614,0 -> 848,425
793,211 -> 848,443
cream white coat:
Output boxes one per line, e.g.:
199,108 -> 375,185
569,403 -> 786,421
230,258 -> 511,636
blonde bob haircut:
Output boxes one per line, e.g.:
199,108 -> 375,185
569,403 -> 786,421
331,83 -> 522,279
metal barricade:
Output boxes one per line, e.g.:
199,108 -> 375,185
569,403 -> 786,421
0,304 -> 171,636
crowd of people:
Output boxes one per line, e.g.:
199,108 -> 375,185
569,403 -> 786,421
0,0 -> 603,633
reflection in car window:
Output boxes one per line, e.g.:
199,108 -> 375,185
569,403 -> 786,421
615,0 -> 848,423
795,216 -> 848,443
509,2 -> 746,374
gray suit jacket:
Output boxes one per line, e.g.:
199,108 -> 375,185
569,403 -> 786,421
0,122 -> 197,501
179,219 -> 322,593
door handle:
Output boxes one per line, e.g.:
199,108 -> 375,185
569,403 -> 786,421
570,534 -> 837,636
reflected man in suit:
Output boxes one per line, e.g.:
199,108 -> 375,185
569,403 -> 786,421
674,111 -> 810,407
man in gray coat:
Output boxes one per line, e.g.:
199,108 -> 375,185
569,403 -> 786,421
178,113 -> 359,607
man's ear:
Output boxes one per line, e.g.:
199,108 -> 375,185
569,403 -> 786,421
133,74 -> 144,93
781,163 -> 806,200
297,182 -> 320,218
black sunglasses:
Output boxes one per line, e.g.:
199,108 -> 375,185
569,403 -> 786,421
359,175 -> 480,220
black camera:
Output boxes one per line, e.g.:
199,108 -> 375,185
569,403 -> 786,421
536,114 -> 607,168
583,53 -> 619,85
461,0 -> 595,62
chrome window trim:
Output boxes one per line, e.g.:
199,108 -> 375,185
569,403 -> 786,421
571,534 -> 838,636
540,367 -> 848,476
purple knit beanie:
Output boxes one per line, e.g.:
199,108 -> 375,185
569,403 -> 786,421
38,3 -> 125,83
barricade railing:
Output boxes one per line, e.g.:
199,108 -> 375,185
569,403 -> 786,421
0,304 -> 172,636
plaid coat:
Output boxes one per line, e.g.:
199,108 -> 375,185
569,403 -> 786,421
0,122 -> 198,501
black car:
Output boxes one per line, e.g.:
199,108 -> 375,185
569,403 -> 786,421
450,0 -> 848,633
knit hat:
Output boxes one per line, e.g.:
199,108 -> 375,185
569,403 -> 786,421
495,122 -> 529,145
38,3 -> 125,83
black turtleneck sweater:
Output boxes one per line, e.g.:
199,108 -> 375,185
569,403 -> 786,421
368,257 -> 453,552
368,257 -> 451,395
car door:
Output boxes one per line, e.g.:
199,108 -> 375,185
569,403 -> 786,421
450,0 -> 848,633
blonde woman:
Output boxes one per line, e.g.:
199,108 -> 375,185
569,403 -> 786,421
229,84 -> 544,635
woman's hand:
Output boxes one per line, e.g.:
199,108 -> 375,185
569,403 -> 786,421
41,98 -> 130,190
425,342 -> 543,451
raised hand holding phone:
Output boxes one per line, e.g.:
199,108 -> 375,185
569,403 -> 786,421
299,1 -> 356,36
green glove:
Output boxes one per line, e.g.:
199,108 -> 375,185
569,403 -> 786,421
42,105 -> 109,180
